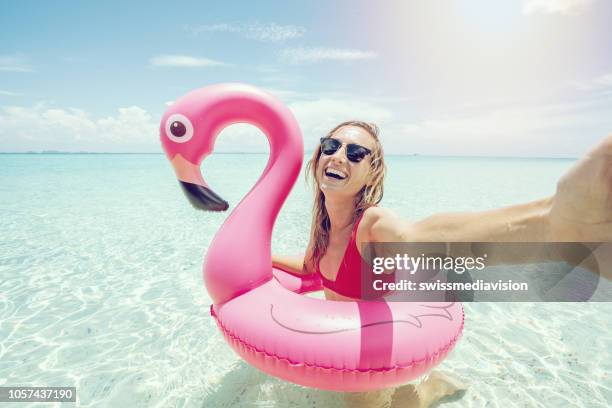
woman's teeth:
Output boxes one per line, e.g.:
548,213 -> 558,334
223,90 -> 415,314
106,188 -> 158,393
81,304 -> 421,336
325,168 -> 347,180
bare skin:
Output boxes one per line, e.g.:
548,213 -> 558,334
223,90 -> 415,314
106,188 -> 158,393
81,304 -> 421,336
343,371 -> 467,408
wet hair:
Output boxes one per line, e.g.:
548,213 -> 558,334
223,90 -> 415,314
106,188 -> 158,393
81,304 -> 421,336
305,120 -> 386,270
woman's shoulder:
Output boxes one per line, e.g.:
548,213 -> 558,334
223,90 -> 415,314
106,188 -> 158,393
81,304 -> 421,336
361,206 -> 400,225
357,206 -> 406,242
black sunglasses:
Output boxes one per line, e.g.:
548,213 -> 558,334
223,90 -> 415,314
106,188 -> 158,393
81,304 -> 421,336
319,137 -> 372,163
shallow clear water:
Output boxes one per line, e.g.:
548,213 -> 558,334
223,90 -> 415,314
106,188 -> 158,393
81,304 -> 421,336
0,153 -> 610,407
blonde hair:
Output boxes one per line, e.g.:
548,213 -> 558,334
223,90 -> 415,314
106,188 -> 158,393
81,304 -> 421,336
305,120 -> 386,270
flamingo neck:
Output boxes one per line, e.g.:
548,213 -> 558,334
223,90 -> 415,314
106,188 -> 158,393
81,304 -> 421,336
203,90 -> 304,305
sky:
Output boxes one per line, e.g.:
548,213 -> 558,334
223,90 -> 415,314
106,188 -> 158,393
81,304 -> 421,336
1,0 -> 611,157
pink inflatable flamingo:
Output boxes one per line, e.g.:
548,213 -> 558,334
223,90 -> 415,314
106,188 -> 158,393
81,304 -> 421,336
160,83 -> 463,392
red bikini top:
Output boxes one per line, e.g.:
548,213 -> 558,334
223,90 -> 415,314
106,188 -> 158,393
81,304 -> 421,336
316,208 -> 394,299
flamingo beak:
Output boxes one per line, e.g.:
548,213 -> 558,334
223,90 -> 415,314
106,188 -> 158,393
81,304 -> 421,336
170,154 -> 229,212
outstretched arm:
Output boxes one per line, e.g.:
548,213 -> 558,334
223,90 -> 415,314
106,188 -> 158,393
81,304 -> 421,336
367,134 -> 612,244
366,198 -> 553,243
363,134 -> 612,273
413,198 -> 552,242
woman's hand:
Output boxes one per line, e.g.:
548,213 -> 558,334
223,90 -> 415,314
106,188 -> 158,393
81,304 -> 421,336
549,134 -> 612,241
272,253 -> 310,275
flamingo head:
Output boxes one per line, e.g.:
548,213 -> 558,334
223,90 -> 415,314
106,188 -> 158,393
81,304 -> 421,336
160,88 -> 229,212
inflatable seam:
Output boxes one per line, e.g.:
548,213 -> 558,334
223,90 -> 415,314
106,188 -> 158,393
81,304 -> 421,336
212,306 -> 464,373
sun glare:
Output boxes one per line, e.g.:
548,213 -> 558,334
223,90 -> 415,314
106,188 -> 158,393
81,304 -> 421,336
455,0 -> 524,33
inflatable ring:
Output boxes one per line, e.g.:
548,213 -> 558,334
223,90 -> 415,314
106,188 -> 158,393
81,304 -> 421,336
160,83 -> 464,392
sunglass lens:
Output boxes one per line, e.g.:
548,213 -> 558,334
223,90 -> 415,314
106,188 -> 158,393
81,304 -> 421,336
347,146 -> 368,162
320,138 -> 340,155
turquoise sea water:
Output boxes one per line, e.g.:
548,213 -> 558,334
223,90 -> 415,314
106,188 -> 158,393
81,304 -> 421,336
1,153 -> 611,407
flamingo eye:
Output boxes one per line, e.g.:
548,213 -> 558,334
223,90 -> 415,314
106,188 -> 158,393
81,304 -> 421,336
170,121 -> 186,137
165,114 -> 193,143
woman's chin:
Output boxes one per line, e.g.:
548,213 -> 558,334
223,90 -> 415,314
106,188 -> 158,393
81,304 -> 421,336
320,183 -> 358,200
320,181 -> 345,192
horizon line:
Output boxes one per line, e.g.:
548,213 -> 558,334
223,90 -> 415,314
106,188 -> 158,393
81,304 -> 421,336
0,151 -> 578,160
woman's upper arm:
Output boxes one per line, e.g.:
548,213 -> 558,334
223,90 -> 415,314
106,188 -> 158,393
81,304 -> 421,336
303,241 -> 318,274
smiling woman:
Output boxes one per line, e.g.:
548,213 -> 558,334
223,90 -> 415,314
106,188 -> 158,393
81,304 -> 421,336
274,121 -> 467,406
304,121 -> 386,301
272,116 -> 612,405
275,119 -> 612,294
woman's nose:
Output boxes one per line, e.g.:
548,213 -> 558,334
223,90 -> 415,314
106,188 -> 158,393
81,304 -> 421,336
330,145 -> 347,163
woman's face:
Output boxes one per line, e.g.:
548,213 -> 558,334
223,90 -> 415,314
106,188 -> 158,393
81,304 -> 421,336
316,125 -> 376,199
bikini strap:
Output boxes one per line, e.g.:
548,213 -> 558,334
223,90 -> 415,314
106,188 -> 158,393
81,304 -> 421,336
352,205 -> 374,241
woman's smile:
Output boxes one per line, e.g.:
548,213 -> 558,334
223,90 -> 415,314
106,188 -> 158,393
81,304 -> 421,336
322,165 -> 349,186
324,167 -> 347,180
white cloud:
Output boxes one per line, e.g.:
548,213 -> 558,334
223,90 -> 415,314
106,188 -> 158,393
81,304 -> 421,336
98,107 -> 157,143
212,123 -> 270,152
288,98 -> 392,149
0,55 -> 33,73
523,0 -> 596,15
246,22 -> 306,42
185,22 -> 305,42
280,47 -> 377,64
569,72 -> 612,91
0,96 -> 391,153
2,93 -> 607,157
0,90 -> 20,96
188,23 -> 240,34
149,55 -> 226,68
210,97 -> 392,152
388,96 -> 612,157
0,103 -> 158,152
